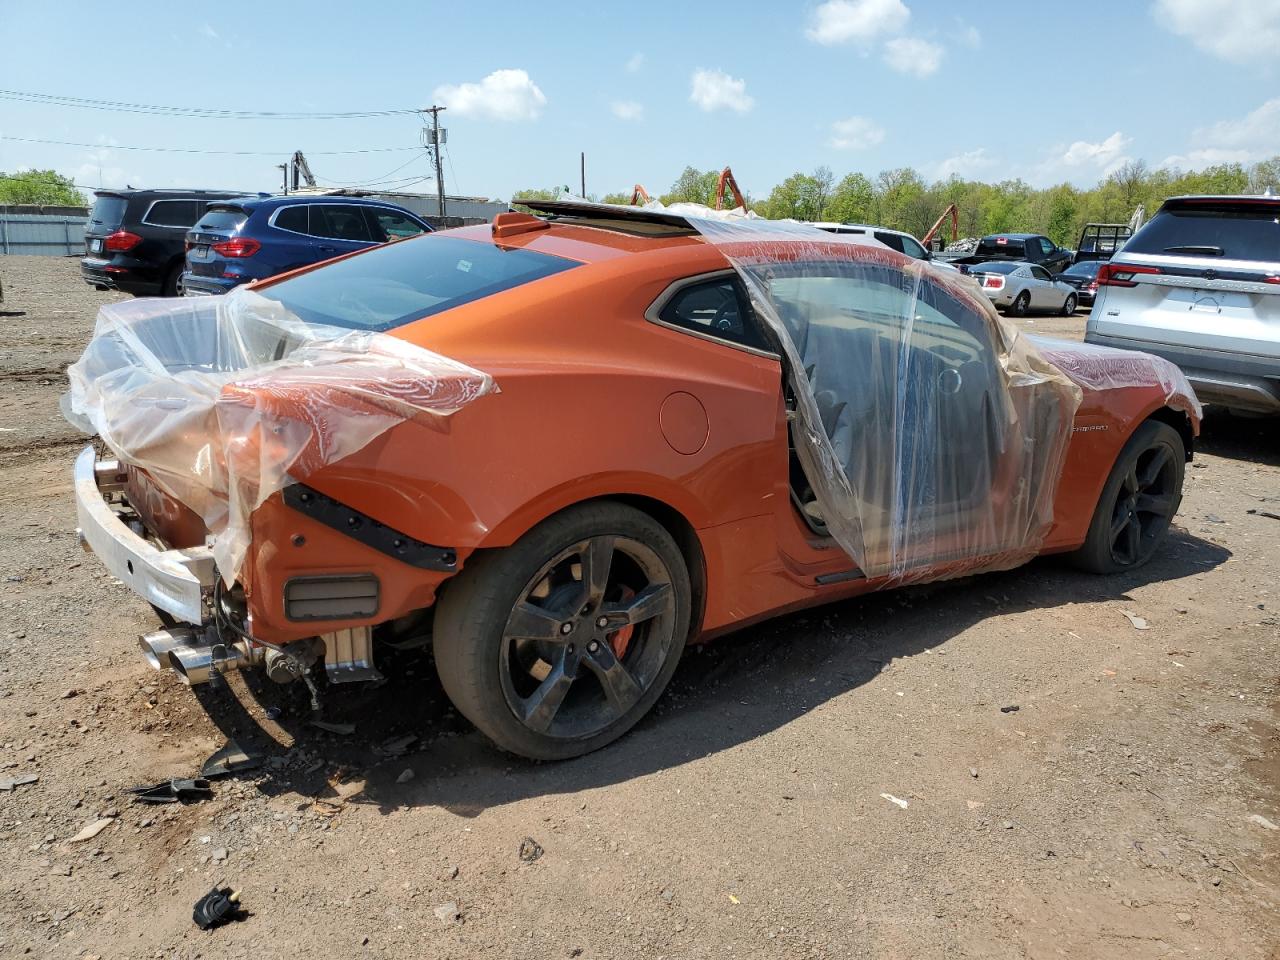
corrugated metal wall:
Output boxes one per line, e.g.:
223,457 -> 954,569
0,209 -> 89,256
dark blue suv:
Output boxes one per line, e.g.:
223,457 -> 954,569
182,194 -> 432,296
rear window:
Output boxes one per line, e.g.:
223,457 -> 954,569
976,237 -> 1026,256
195,209 -> 249,232
89,195 -> 127,230
258,234 -> 580,331
1062,260 -> 1102,277
973,262 -> 1020,275
1124,201 -> 1280,262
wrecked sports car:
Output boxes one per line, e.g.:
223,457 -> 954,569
66,200 -> 1202,760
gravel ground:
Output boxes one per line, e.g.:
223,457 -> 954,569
0,255 -> 1277,959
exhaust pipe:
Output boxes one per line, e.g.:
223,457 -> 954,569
139,627 -> 260,686
139,627 -> 199,671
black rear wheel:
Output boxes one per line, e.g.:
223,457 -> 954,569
1011,291 -> 1030,316
1062,293 -> 1077,316
162,263 -> 184,297
1070,420 -> 1184,573
433,502 -> 691,760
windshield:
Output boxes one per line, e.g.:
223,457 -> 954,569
257,234 -> 580,331
194,208 -> 248,232
1124,201 -> 1280,262
973,262 -> 1020,275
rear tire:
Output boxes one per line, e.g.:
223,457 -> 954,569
1070,420 -> 1184,574
1062,294 -> 1077,316
1010,291 -> 1030,316
433,502 -> 691,760
162,263 -> 184,297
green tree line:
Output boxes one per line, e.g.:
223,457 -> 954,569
518,156 -> 1280,247
0,169 -> 86,206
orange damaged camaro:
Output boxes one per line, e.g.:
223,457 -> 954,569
69,201 -> 1201,760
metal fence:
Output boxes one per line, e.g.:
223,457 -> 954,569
0,207 -> 89,256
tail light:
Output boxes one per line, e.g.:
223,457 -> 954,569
982,275 -> 1005,290
103,230 -> 142,252
1088,281 -> 1098,292
1097,262 -> 1161,287
211,237 -> 261,258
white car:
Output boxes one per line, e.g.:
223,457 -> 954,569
970,262 -> 1078,316
1086,195 -> 1280,415
812,222 -> 958,271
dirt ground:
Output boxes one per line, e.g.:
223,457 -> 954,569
0,255 -> 1277,960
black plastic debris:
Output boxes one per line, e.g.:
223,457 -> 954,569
193,886 -> 244,930
127,778 -> 214,805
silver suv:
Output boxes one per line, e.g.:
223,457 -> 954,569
1086,195 -> 1280,414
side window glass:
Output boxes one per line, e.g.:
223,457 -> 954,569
370,209 -> 426,241
900,236 -> 927,259
658,278 -> 763,349
145,200 -> 200,227
309,205 -> 374,242
874,231 -> 906,253
273,205 -> 308,234
1039,238 -> 1054,256
1031,265 -> 1051,281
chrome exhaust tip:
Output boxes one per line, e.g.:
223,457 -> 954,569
170,644 -> 216,686
139,627 -> 198,672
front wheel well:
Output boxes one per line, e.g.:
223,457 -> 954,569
1146,407 -> 1194,461
607,495 -> 707,637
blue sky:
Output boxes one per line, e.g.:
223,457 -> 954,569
1,0 -> 1278,202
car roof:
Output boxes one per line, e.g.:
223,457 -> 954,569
210,194 -> 420,212
93,188 -> 248,200
813,221 -> 909,236
449,199 -> 898,267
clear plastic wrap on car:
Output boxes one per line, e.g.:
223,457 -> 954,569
679,211 -> 1085,584
1029,335 -> 1203,421
62,289 -> 495,583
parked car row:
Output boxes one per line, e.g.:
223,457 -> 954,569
81,188 -> 431,298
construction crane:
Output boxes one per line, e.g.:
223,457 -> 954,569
715,166 -> 747,212
629,184 -> 652,206
921,202 -> 959,250
286,151 -> 316,193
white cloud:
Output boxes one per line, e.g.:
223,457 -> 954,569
1061,131 -> 1132,170
1153,0 -> 1280,61
433,69 -> 546,121
689,69 -> 754,114
934,147 -> 995,179
882,36 -> 944,77
611,100 -> 644,121
1161,97 -> 1280,169
806,0 -> 909,45
74,147 -> 138,191
625,52 -> 645,73
828,116 -> 885,151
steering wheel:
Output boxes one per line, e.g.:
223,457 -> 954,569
711,288 -> 741,334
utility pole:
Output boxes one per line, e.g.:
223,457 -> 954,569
423,106 -> 447,218
580,152 -> 586,199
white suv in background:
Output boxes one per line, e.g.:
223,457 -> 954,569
813,222 -> 959,271
1086,195 -> 1280,415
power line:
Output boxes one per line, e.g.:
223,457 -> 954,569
312,153 -> 429,188
0,88 -> 422,120
0,135 -> 421,156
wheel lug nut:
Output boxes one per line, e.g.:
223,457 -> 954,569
596,616 -> 608,629
588,641 -> 599,653
560,623 -> 573,635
